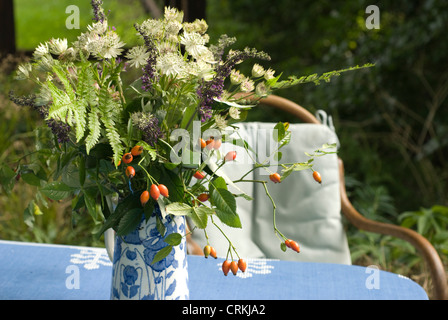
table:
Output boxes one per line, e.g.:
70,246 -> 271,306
0,240 -> 428,300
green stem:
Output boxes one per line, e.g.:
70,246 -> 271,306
261,181 -> 286,242
210,215 -> 240,260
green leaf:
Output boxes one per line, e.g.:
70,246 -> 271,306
144,200 -> 156,221
78,155 -> 86,187
165,202 -> 193,216
164,232 -> 182,246
20,170 -> 44,187
0,165 -> 16,194
189,206 -> 211,229
95,192 -> 141,238
210,187 -> 237,216
280,242 -> 287,252
279,131 -> 291,148
151,245 -> 173,265
156,214 -> 166,237
209,176 -> 227,198
273,122 -> 286,142
117,208 -> 143,236
41,181 -> 75,201
137,140 -> 157,161
83,187 -> 99,220
158,166 -> 185,202
215,208 -> 242,228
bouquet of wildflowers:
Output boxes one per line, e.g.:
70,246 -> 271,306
9,1 -> 371,266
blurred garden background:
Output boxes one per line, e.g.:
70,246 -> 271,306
0,0 -> 447,298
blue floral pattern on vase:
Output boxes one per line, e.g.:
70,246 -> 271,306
110,206 -> 189,300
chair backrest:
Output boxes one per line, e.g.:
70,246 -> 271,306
190,96 -> 351,264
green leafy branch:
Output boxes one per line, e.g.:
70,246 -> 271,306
272,63 -> 375,89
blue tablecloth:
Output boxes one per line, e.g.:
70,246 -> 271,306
0,240 -> 428,300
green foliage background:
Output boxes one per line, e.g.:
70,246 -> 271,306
1,0 -> 447,298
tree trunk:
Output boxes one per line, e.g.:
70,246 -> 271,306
0,0 -> 16,55
164,0 -> 206,22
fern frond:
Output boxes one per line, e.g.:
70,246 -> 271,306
77,62 -> 97,106
85,110 -> 101,154
47,81 -> 72,123
52,63 -> 76,102
73,99 -> 88,142
102,116 -> 123,165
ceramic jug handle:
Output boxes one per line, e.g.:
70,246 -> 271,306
104,228 -> 115,262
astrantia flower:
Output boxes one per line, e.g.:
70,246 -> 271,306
101,31 -> 126,59
164,20 -> 183,37
264,68 -> 276,80
33,42 -> 49,59
180,32 -> 208,59
240,78 -> 255,92
164,6 -> 183,23
48,38 -> 68,55
89,31 -> 125,59
213,114 -> 228,131
125,46 -> 150,68
229,106 -> 241,120
138,19 -> 164,40
156,52 -> 186,77
15,63 -> 32,80
183,19 -> 208,35
252,63 -> 266,78
230,70 -> 244,85
87,20 -> 108,35
255,82 -> 269,97
187,60 -> 215,81
36,54 -> 55,73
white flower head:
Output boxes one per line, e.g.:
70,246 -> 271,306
187,60 -> 215,81
33,42 -> 49,59
139,19 -> 164,40
214,114 -> 228,131
180,31 -> 208,59
88,31 -> 125,59
255,82 -> 269,97
15,63 -> 33,80
156,52 -> 186,77
164,7 -> 184,23
229,106 -> 241,120
165,20 -> 183,37
240,78 -> 255,92
264,68 -> 276,80
36,54 -> 55,72
87,20 -> 108,35
183,19 -> 208,34
252,63 -> 266,78
48,38 -> 68,55
230,70 -> 245,85
157,41 -> 177,55
125,45 -> 150,68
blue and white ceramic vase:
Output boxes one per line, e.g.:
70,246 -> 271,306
109,206 -> 189,300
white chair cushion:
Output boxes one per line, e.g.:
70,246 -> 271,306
190,122 -> 351,265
